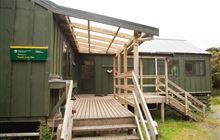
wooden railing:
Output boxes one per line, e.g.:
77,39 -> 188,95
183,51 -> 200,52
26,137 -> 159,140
115,71 -> 158,140
159,79 -> 206,119
61,80 -> 73,140
131,72 -> 158,140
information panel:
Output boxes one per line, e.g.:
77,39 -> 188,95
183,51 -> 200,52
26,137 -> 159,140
10,46 -> 48,61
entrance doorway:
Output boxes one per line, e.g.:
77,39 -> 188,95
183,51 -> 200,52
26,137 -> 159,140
79,59 -> 95,94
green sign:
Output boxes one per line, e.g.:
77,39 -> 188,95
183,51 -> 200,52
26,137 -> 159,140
10,46 -> 48,61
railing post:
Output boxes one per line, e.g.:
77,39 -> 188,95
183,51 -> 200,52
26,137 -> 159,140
113,55 -> 117,98
133,31 -> 141,99
165,58 -> 168,103
185,92 -> 188,115
140,58 -> 143,92
124,44 -> 128,108
203,105 -> 206,119
117,53 -> 121,96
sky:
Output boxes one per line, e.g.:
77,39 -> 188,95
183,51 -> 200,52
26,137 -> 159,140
50,0 -> 220,50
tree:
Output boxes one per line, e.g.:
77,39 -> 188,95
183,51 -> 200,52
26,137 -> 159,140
206,47 -> 220,89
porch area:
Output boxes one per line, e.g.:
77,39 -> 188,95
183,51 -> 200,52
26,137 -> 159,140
73,95 -> 134,120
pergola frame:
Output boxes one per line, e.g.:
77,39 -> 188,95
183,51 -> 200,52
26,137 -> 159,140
33,0 -> 159,55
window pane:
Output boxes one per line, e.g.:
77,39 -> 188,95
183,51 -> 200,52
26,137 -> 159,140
199,62 -> 205,75
157,60 -> 165,75
185,61 -> 193,75
195,62 -> 200,75
169,60 -> 179,76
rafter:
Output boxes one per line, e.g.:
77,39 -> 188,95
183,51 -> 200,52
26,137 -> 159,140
69,22 -> 133,39
78,42 -> 119,52
76,38 -> 123,51
88,20 -> 91,53
74,31 -> 126,45
106,27 -> 120,54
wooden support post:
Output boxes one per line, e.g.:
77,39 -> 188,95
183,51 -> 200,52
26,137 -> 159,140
140,58 -> 143,92
113,55 -> 117,98
117,53 -> 121,96
133,31 -> 141,100
161,103 -> 165,123
124,44 -> 128,108
165,58 -> 168,103
155,58 -> 158,94
185,92 -> 188,115
203,105 -> 206,119
133,31 -> 141,79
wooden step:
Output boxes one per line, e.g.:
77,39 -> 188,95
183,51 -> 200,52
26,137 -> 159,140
73,134 -> 140,140
73,124 -> 137,132
73,116 -> 135,127
168,97 -> 198,120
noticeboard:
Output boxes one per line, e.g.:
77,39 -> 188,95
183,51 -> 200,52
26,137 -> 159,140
10,46 -> 48,61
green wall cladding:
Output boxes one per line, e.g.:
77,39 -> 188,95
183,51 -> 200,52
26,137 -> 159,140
77,54 -> 114,95
168,54 -> 211,92
0,0 -> 66,120
139,54 -> 211,92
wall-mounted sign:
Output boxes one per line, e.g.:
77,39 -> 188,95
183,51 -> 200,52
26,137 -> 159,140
10,46 -> 48,61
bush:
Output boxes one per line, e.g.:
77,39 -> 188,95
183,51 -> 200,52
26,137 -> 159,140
39,120 -> 52,140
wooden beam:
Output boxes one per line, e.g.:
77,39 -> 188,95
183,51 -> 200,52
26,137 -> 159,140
88,20 -> 91,53
133,31 -> 141,78
113,55 -> 117,98
79,43 -> 116,53
117,53 -> 121,96
140,58 -> 143,92
74,31 -> 126,45
161,103 -> 165,123
69,22 -> 133,39
76,38 -> 123,51
124,44 -> 128,108
165,58 -> 168,103
106,27 -> 120,54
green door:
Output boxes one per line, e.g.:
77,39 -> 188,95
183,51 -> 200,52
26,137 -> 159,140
79,59 -> 95,94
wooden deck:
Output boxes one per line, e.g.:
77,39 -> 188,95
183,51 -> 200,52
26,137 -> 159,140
73,95 -> 134,120
117,94 -> 166,106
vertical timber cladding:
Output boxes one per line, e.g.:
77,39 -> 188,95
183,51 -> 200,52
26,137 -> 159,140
170,54 -> 212,92
77,54 -> 114,95
0,0 -> 54,119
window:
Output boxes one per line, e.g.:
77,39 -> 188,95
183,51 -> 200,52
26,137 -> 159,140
185,61 -> 205,76
169,60 -> 179,76
157,60 -> 165,75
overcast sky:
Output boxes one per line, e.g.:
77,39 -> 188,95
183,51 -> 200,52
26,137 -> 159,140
50,0 -> 220,50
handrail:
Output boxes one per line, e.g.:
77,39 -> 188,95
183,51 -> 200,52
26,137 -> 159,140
131,72 -> 158,140
167,79 -> 206,118
132,92 -> 150,140
61,80 -> 73,140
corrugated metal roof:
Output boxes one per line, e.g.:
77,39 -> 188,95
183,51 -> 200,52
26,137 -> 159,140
139,38 -> 209,55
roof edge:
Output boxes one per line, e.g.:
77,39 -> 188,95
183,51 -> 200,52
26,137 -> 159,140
32,0 -> 159,35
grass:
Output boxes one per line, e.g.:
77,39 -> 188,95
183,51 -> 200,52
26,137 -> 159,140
153,97 -> 220,140
210,96 -> 220,105
157,119 -> 207,140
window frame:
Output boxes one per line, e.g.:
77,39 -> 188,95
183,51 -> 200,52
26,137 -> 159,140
185,60 -> 206,76
168,60 -> 179,77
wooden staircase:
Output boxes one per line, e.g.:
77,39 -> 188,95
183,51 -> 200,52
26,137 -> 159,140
159,79 -> 206,121
72,116 -> 140,140
59,91 -> 143,140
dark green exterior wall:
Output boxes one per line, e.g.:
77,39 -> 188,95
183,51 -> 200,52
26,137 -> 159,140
168,54 -> 211,92
0,0 -> 68,120
77,54 -> 113,95
139,54 -> 211,93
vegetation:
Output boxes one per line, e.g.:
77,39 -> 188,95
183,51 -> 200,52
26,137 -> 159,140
39,121 -> 52,140
155,97 -> 220,140
210,96 -> 220,105
206,47 -> 220,91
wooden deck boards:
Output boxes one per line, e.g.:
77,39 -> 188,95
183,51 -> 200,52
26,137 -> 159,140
73,96 -> 134,120
118,94 -> 166,106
